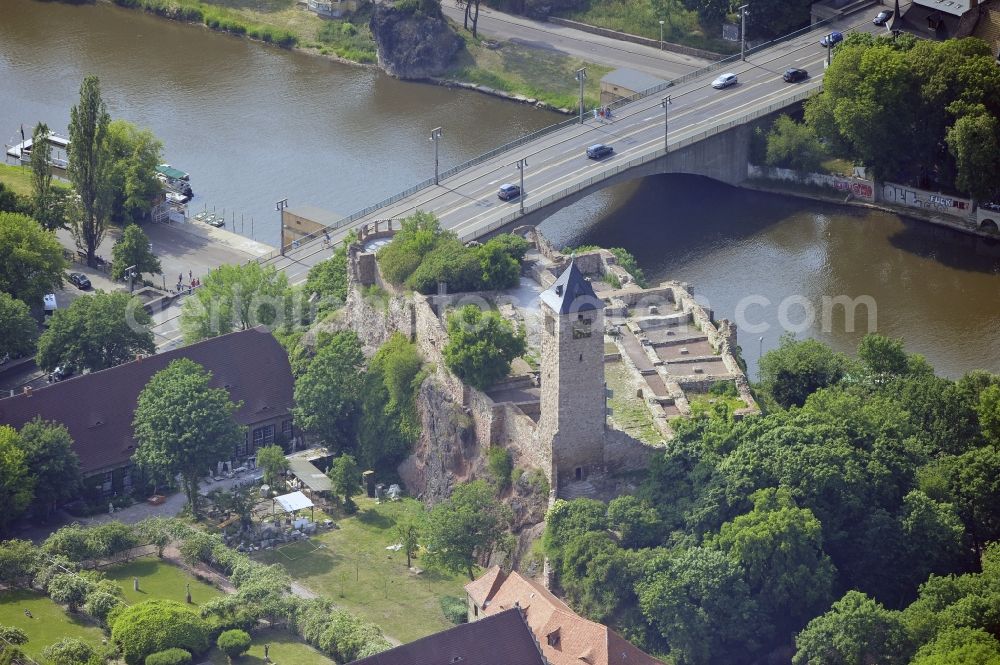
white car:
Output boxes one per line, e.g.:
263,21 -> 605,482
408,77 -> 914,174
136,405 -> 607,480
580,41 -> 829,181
712,72 -> 738,89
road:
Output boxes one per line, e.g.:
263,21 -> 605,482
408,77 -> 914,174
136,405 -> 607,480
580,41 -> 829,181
439,2 -> 711,78
151,12 -> 882,349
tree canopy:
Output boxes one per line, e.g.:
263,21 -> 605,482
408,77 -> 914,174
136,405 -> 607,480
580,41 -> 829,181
0,427 -> 33,535
443,304 -> 526,390
15,418 -> 81,521
0,211 -> 66,306
0,293 -> 37,362
68,75 -> 112,266
107,119 -> 164,225
292,331 -> 364,451
112,224 -> 162,281
424,480 -> 513,579
180,262 -> 292,343
111,600 -> 211,665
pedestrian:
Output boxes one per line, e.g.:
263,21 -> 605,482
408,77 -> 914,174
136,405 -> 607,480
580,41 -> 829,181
598,107 -> 604,119
188,270 -> 193,283
178,273 -> 183,285
264,644 -> 270,662
323,230 -> 330,247
593,107 -> 599,120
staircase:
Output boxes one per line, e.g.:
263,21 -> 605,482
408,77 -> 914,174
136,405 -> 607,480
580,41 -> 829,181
559,480 -> 597,500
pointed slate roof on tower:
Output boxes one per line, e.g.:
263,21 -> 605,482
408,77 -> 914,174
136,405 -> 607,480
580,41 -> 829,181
887,0 -> 903,33
540,259 -> 600,314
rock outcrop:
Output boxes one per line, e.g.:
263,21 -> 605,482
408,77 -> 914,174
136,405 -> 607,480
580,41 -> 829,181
369,3 -> 462,79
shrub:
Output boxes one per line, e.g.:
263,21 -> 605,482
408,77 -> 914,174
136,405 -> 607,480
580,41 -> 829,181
486,447 -> 513,491
145,648 -> 193,665
216,630 -> 252,663
111,600 -> 211,665
41,638 -> 95,665
444,305 -> 526,390
440,595 -> 468,624
405,237 -> 481,294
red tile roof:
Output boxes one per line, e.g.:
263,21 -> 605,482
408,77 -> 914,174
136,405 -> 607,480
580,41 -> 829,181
465,565 -> 508,607
0,328 -> 294,475
349,607 -> 546,665
466,569 -> 664,665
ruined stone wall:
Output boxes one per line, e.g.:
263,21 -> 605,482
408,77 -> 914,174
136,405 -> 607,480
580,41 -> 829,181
603,429 -> 662,475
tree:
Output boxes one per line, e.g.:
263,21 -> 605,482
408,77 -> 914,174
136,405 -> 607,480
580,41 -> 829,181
0,211 -> 66,306
36,291 -> 154,373
111,600 -> 211,665
216,630 -> 251,664
67,75 -> 112,267
41,638 -> 96,665
0,293 -> 36,362
377,211 -> 443,285
758,334 -> 848,408
559,532 -> 635,622
112,224 -> 162,282
48,573 -> 94,613
543,498 -> 609,571
303,245 -> 349,314
792,591 -> 913,665
0,426 -> 33,536
454,0 -> 482,37
443,305 -> 525,390
607,495 -> 663,549
292,331 -> 364,451
29,121 -> 63,231
934,446 -> 1000,553
978,384 -> 1000,447
424,480 -> 513,579
765,115 -> 826,172
180,262 -> 292,343
357,333 -> 423,471
0,540 -> 42,588
947,108 -> 1000,203
910,627 -> 1000,665
327,454 -> 361,508
742,0 -> 812,38
0,626 -> 27,647
858,333 -> 911,384
16,418 -> 81,521
477,239 -> 520,290
395,516 -> 421,568
132,358 -> 244,518
106,120 -> 163,225
255,444 -> 288,489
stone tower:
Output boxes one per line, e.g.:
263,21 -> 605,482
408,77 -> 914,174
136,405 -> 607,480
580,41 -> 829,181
538,260 -> 606,487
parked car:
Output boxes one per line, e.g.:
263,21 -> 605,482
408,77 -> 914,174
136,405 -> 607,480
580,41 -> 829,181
820,31 -> 844,47
497,183 -> 521,201
586,144 -> 614,159
68,272 -> 91,290
873,9 -> 893,25
50,364 -> 74,382
783,68 -> 809,83
711,72 -> 738,89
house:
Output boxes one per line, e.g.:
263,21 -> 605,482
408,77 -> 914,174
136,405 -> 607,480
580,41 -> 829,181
307,0 -> 358,19
599,69 -> 668,108
466,567 -> 665,665
0,327 -> 295,499
348,607 -> 547,665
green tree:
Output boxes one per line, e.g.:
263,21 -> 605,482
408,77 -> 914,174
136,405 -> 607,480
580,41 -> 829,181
486,447 -> 513,492
947,108 -> 1000,203
145,649 -> 193,665
0,293 -> 36,362
606,495 -> 663,549
934,446 -> 1000,553
477,239 -> 520,290
48,573 -> 93,613
559,532 -> 635,622
29,121 -> 63,231
106,119 -> 164,225
255,444 -> 288,489
357,333 -> 423,471
443,305 -> 525,390
758,334 -> 848,408
978,384 -> 1000,446
376,211 -> 442,285
405,236 -> 481,294
765,115 -> 826,172
292,331 -> 364,451
792,591 -> 912,665
67,75 -> 112,267
0,540 -> 42,588
0,181 -> 28,215
424,480 -> 513,579
36,291 -> 154,373
543,498 -> 608,571
303,245 -> 349,314
0,627 -> 27,647
858,333 -> 912,384
111,600 -> 211,665
111,224 -> 162,282
0,211 -> 66,306
327,454 -> 361,507
16,418 -> 81,521
0,426 -> 33,536
215,630 -> 251,664
132,358 -> 244,518
395,516 -> 421,568
180,262 -> 292,343
41,638 -> 96,665
910,627 -> 1000,665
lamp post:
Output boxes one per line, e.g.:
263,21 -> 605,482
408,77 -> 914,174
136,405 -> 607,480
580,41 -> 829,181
516,158 -> 528,215
758,335 -> 764,381
575,68 -> 587,124
124,264 -> 137,293
429,127 -> 443,185
659,20 -> 664,49
661,95 -> 671,154
275,198 -> 288,254
739,4 -> 749,61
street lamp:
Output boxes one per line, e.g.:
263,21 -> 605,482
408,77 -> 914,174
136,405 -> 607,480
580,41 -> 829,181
275,198 -> 288,255
429,127 -> 443,185
661,96 -> 671,154
575,68 -> 587,124
758,335 -> 764,381
124,265 -> 137,293
515,158 -> 528,215
739,4 -> 749,61
659,20 -> 664,50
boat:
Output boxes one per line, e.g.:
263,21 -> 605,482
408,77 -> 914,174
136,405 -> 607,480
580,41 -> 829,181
5,129 -> 70,171
155,163 -> 194,198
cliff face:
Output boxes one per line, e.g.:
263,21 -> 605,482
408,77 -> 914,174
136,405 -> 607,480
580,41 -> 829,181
369,3 -> 462,79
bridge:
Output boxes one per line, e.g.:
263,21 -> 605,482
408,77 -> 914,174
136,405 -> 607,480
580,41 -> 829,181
151,9 -> 881,346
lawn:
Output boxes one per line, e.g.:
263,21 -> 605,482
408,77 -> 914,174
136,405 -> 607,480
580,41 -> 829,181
0,162 -> 72,196
687,391 -> 747,418
253,497 -> 469,643
0,590 -> 105,659
606,361 -> 663,444
103,556 -> 224,607
205,628 -> 335,665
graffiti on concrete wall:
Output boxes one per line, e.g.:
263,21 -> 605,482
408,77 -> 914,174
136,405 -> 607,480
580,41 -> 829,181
881,183 -> 972,217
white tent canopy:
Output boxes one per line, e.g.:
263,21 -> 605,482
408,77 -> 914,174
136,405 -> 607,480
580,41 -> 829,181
274,490 -> 314,514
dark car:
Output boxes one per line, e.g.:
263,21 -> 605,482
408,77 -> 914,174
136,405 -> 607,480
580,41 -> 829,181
783,68 -> 809,83
586,144 -> 614,159
49,364 -> 74,382
873,9 -> 893,25
820,31 -> 844,47
497,183 -> 521,201
68,272 -> 91,290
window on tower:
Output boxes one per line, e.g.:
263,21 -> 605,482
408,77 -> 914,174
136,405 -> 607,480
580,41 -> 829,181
573,314 -> 593,339
545,314 -> 555,336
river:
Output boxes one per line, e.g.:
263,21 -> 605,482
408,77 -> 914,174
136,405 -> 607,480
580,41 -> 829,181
3,0 -> 998,378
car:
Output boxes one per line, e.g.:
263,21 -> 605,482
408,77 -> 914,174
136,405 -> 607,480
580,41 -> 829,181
782,68 -> 809,83
820,31 -> 844,47
498,183 -> 521,201
711,72 -> 738,89
50,364 -> 74,382
586,144 -> 614,159
68,272 -> 91,290
873,9 -> 893,25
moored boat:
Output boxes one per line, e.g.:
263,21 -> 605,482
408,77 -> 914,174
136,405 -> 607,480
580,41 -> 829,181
5,129 -> 70,171
155,163 -> 193,198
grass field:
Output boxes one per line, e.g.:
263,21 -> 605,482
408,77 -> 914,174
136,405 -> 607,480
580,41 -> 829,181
606,361 -> 663,444
0,590 -> 105,659
687,391 -> 747,418
102,556 -> 224,607
205,628 -> 335,665
254,497 -> 469,643
0,163 -> 36,196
